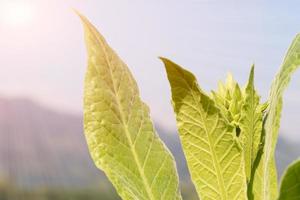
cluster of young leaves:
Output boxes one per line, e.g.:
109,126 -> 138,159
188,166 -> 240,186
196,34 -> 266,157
79,13 -> 300,200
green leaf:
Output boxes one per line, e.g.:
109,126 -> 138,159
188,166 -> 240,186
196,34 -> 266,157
255,34 -> 300,200
79,14 -> 182,200
239,66 -> 263,182
278,159 -> 300,200
161,58 -> 247,200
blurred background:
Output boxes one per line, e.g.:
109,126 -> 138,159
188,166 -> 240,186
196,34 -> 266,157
0,0 -> 300,199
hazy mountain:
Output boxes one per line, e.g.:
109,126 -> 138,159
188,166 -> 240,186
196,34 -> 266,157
0,98 -> 103,189
0,97 -> 298,191
275,136 -> 300,176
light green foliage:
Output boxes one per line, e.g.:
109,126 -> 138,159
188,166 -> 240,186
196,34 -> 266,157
161,35 -> 300,200
239,66 -> 263,182
278,160 -> 300,200
161,58 -> 247,200
211,73 -> 244,126
256,34 -> 300,200
79,14 -> 181,200
79,12 -> 300,200
211,73 -> 262,184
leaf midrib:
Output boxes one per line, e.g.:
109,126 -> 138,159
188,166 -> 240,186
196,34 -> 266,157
86,24 -> 156,200
188,87 -> 227,200
169,66 -> 228,199
248,83 -> 255,177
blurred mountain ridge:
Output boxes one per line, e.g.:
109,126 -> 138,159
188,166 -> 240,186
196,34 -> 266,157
0,97 -> 298,190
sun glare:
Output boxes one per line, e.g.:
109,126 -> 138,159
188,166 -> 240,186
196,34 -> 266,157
1,2 -> 34,27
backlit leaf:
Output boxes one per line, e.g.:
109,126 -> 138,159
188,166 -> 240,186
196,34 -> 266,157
161,58 -> 247,200
80,14 -> 182,200
254,34 -> 300,200
239,66 -> 263,182
278,159 -> 300,200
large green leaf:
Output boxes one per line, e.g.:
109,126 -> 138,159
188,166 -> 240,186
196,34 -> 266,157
278,160 -> 300,200
79,14 -> 182,200
161,58 -> 247,200
253,34 -> 300,200
239,66 -> 263,182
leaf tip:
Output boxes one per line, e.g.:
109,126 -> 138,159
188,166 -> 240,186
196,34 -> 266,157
73,9 -> 86,22
248,64 -> 255,84
72,8 -> 80,15
158,56 -> 171,64
250,63 -> 255,73
74,10 -> 94,32
159,57 -> 176,72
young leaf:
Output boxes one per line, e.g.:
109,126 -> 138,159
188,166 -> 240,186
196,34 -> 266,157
239,66 -> 263,181
278,160 -> 300,200
212,74 -> 244,125
255,34 -> 300,200
79,14 -> 182,200
161,58 -> 248,200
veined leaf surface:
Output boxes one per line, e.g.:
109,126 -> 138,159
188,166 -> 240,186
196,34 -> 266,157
80,14 -> 182,200
255,34 -> 300,200
278,160 -> 300,200
161,58 -> 247,200
239,66 -> 263,182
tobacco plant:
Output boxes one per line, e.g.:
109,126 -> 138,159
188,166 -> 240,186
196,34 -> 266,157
79,13 -> 300,200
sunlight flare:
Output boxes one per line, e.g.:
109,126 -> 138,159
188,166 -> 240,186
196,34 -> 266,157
0,2 -> 34,26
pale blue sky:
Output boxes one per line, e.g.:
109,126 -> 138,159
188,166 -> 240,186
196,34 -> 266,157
0,0 -> 300,140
